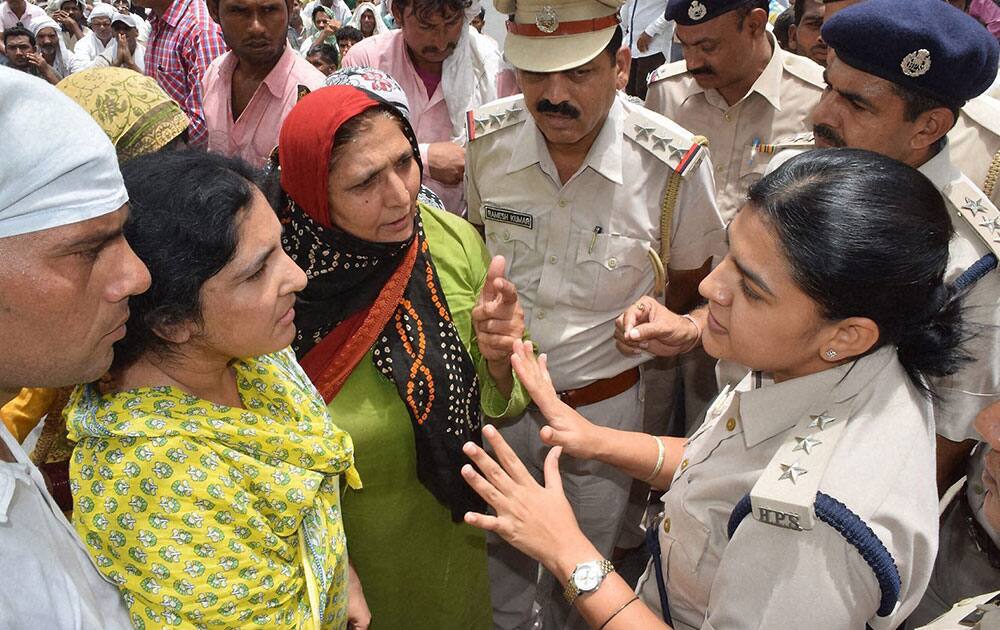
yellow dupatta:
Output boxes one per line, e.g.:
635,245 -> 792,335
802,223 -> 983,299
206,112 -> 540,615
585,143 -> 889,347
66,348 -> 360,629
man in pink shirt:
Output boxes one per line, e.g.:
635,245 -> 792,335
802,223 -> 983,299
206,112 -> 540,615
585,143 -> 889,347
341,0 -> 515,214
203,0 -> 325,167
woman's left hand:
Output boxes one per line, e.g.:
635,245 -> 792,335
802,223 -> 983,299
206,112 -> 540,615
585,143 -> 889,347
347,562 -> 372,630
473,256 -> 525,371
461,425 -> 591,574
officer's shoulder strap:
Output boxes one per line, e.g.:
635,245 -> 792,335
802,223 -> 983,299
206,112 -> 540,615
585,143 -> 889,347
466,94 -> 527,142
623,102 -> 708,175
727,398 -> 903,622
946,173 -> 1000,260
781,51 -> 825,90
646,59 -> 688,86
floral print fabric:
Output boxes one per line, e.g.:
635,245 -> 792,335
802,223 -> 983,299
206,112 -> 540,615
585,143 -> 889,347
65,348 -> 360,629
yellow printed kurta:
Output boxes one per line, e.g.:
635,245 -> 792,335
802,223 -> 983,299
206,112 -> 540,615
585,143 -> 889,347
65,348 -> 360,629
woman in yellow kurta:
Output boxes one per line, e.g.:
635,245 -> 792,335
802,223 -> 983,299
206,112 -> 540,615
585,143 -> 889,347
66,150 -> 365,629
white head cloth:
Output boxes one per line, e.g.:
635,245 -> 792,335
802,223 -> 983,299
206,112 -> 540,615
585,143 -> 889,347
346,2 -> 390,35
30,16 -> 78,78
0,66 -> 127,239
88,2 -> 115,23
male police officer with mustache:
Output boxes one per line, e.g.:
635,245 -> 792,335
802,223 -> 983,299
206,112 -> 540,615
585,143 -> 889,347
465,0 -> 724,627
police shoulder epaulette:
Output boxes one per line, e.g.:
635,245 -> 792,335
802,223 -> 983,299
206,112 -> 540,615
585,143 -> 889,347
466,94 -> 526,142
646,60 -> 687,86
781,52 -> 825,90
624,105 -> 707,176
946,173 -> 1000,259
749,400 -> 851,531
961,95 -> 1000,138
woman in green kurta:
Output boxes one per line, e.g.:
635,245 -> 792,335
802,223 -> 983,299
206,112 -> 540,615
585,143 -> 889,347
273,80 -> 529,629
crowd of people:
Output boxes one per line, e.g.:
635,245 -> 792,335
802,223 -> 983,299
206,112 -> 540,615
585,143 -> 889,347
1,0 -> 1000,628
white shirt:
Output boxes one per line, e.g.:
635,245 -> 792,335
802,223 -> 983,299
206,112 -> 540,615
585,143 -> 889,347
0,1 -> 46,31
0,423 -> 133,629
90,39 -> 145,73
620,0 -> 674,59
72,30 -> 111,62
467,93 -> 725,390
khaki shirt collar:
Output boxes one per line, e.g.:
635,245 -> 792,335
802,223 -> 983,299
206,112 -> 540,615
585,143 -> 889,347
917,139 -> 961,191
738,346 -> 897,448
699,31 -> 783,112
507,95 -> 625,185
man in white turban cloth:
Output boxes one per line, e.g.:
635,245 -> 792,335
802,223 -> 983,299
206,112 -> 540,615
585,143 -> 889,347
72,1 -> 115,61
0,65 -> 150,629
30,14 -> 86,83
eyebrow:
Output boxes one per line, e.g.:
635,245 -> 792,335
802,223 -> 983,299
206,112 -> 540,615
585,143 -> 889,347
821,70 -> 876,110
238,244 -> 276,278
676,34 -> 719,48
56,208 -> 129,252
725,223 -> 776,297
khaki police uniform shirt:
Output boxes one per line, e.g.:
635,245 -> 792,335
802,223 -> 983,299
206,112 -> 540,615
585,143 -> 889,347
642,347 -> 938,629
645,33 -> 824,221
917,142 -> 1000,442
466,93 -> 725,391
949,95 -> 1000,208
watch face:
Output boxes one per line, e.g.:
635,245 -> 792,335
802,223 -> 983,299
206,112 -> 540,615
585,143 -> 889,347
573,563 -> 601,591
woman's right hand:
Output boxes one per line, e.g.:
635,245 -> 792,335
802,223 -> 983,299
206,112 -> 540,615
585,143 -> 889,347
509,339 -> 601,460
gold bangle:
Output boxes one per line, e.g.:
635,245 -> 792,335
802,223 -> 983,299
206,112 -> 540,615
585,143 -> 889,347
643,435 -> 665,483
597,595 -> 639,630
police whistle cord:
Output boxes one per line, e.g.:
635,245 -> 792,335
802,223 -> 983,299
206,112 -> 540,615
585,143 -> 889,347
727,492 -> 901,618
952,253 -> 998,293
645,519 -> 673,626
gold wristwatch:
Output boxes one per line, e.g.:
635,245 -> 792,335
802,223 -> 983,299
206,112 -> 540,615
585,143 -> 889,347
563,559 -> 615,604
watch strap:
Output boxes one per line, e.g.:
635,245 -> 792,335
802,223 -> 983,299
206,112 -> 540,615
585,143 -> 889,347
563,559 -> 615,604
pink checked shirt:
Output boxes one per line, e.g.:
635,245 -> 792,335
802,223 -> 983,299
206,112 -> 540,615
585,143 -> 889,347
145,0 -> 227,148
203,45 -> 325,168
343,30 -> 516,214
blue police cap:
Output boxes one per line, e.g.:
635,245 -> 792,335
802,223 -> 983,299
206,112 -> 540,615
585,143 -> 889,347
822,0 -> 999,109
664,0 -> 758,26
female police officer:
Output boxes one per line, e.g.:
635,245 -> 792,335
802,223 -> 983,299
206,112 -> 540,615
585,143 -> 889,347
460,148 -> 968,630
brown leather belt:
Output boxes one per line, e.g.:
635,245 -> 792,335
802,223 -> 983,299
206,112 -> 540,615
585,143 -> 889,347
558,367 -> 640,409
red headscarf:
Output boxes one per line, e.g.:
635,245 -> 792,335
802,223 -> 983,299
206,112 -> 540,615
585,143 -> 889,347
278,86 -> 380,229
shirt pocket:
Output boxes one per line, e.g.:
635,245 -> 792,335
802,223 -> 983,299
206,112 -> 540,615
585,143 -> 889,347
571,230 -> 652,311
739,151 -> 772,195
483,216 -> 537,280
658,495 -> 712,614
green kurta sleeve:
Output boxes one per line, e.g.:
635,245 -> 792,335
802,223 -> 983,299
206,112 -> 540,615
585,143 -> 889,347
420,203 -> 530,419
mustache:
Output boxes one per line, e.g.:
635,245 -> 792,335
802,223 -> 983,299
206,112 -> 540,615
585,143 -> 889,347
421,43 -> 455,55
813,123 -> 846,147
536,99 -> 580,118
689,65 -> 714,76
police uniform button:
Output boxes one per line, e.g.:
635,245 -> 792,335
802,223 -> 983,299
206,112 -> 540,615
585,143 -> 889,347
726,418 -> 737,432
608,257 -> 618,269
724,113 -> 732,122
537,310 -> 546,320
680,458 -> 689,471
662,517 -> 671,534
502,230 -> 511,242
558,199 -> 568,207
549,255 -> 558,264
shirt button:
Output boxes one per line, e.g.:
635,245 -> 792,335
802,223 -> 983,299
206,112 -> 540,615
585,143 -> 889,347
726,417 -> 737,432
548,255 -> 558,264
502,230 -> 511,242
680,458 -> 689,471
558,199 -> 568,207
716,164 -> 724,172
536,310 -> 546,320
607,257 -> 618,269
662,517 -> 671,534
724,113 -> 732,122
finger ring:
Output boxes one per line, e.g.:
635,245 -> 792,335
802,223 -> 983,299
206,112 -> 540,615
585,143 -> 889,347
635,302 -> 646,312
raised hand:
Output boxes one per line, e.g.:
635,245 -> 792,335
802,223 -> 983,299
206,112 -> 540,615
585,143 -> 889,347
614,295 -> 700,357
427,141 -> 465,185
462,425 -> 584,570
509,339 -> 601,460
473,255 -> 524,361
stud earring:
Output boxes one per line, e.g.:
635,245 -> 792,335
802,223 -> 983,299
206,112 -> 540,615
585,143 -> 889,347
825,349 -> 838,359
